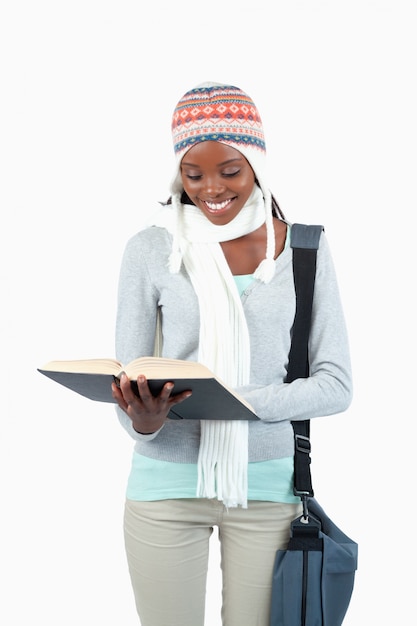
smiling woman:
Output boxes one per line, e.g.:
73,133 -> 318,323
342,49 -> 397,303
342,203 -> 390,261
111,81 -> 353,626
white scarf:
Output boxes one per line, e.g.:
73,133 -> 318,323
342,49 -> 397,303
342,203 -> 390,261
152,185 -> 270,508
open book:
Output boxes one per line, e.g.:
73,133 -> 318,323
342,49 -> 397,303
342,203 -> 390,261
38,356 -> 258,421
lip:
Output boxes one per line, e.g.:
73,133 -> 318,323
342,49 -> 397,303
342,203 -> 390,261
202,197 -> 235,214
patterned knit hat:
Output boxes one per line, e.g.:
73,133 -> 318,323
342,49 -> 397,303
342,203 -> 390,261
169,82 -> 276,282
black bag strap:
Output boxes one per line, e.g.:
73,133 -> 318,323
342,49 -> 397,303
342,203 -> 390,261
287,223 -> 323,503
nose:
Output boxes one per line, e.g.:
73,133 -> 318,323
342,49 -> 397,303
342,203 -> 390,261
202,175 -> 225,196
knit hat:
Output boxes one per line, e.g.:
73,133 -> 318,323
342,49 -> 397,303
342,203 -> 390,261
169,82 -> 276,283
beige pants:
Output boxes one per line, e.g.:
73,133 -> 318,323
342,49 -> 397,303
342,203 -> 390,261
124,498 -> 302,626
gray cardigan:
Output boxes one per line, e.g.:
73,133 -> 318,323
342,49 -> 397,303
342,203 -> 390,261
115,224 -> 352,464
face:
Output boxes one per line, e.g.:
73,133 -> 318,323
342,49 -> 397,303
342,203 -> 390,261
180,141 -> 256,225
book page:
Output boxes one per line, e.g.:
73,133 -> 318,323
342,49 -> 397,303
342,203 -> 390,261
40,358 -> 123,375
124,357 -> 213,380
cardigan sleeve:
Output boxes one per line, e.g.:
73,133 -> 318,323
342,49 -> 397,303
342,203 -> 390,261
237,234 -> 353,422
114,230 -> 163,441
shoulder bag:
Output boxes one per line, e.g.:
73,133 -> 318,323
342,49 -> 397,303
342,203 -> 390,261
270,223 -> 358,626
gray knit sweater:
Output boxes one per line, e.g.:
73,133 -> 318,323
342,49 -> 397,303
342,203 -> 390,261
115,224 -> 352,464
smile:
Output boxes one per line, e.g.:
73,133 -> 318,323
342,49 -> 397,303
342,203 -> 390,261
204,198 -> 234,211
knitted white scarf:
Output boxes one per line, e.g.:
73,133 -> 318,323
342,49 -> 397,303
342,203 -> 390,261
152,185 -> 269,508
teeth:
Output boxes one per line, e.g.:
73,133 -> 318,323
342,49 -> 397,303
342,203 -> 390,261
205,199 -> 231,211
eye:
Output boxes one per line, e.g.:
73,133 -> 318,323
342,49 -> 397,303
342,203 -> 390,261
222,169 -> 240,178
182,169 -> 202,181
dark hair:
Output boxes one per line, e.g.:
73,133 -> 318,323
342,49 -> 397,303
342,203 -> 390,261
271,194 -> 285,220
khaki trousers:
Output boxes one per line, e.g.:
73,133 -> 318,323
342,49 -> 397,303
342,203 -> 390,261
124,498 -> 301,626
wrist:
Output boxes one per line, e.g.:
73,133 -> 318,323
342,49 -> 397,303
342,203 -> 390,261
132,419 -> 163,435
133,427 -> 157,435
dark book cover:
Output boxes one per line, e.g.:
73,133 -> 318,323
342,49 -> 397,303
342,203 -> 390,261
38,369 -> 258,421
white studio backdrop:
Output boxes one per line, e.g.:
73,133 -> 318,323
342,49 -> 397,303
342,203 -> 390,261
1,1 -> 416,624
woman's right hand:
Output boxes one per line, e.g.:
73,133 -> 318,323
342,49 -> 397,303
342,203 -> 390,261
111,373 -> 192,434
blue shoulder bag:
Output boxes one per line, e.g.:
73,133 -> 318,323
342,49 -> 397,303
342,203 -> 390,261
270,224 -> 358,626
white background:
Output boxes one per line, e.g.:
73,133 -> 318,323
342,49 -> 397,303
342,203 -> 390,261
1,1 -> 416,624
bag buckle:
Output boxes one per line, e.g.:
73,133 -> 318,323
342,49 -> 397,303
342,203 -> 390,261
295,434 -> 311,454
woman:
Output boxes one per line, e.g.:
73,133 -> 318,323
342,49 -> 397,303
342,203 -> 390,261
112,82 -> 352,626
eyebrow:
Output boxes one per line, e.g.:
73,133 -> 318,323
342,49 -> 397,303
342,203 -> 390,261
181,157 -> 243,167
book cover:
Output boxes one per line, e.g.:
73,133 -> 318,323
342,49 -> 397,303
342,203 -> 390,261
38,358 -> 258,421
